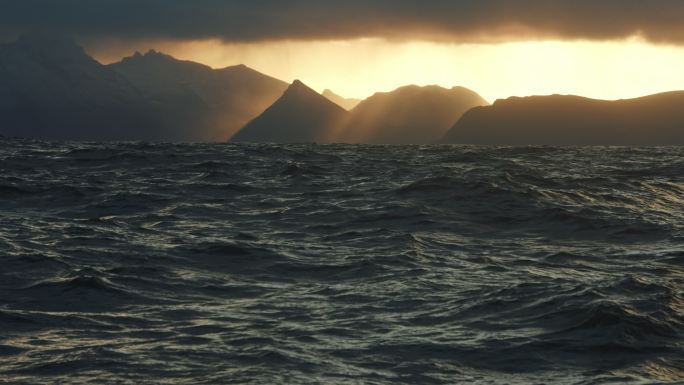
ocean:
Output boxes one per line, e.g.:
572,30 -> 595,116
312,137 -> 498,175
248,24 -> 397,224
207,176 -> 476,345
0,138 -> 682,384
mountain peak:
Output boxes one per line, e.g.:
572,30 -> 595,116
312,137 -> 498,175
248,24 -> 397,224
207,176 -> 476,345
288,79 -> 311,91
281,80 -> 325,100
142,49 -> 174,60
231,79 -> 348,143
280,80 -> 345,110
119,49 -> 176,63
144,49 -> 163,57
114,49 -> 217,75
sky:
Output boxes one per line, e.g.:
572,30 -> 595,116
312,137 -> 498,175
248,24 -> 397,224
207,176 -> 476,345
3,0 -> 684,102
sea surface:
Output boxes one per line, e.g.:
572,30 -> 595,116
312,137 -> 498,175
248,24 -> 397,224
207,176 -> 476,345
0,138 -> 683,385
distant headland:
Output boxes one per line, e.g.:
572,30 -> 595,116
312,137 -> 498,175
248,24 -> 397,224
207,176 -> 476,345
1,34 -> 684,146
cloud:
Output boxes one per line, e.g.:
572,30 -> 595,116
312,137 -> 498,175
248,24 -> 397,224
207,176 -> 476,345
1,0 -> 684,44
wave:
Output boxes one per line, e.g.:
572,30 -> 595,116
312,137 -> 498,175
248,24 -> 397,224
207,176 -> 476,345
0,140 -> 682,384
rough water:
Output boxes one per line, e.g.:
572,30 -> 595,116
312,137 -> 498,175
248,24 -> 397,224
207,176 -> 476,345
0,138 -> 683,385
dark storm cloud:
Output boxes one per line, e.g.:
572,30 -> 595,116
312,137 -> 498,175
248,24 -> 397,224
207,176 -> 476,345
1,0 -> 684,44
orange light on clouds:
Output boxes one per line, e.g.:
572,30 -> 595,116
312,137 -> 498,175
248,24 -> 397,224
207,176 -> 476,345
91,37 -> 684,102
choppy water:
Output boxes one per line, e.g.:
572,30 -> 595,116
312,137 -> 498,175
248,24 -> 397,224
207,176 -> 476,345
0,138 -> 683,385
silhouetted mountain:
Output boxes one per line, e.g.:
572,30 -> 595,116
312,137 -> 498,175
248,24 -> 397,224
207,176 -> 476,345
231,80 -> 348,143
322,89 -> 361,110
0,34 -> 288,141
110,51 -> 288,141
0,33 -> 162,141
334,85 -> 488,144
442,92 -> 684,145
237,83 -> 489,144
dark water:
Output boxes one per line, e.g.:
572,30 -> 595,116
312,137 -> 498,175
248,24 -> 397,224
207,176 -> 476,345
0,138 -> 683,385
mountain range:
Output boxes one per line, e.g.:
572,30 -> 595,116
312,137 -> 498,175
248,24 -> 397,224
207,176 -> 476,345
110,50 -> 287,141
232,82 -> 488,144
442,92 -> 684,146
0,34 -> 286,141
0,34 -> 160,141
2,34 -> 684,145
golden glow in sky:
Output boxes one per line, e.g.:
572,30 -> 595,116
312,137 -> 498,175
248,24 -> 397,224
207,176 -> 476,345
94,38 -> 684,103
